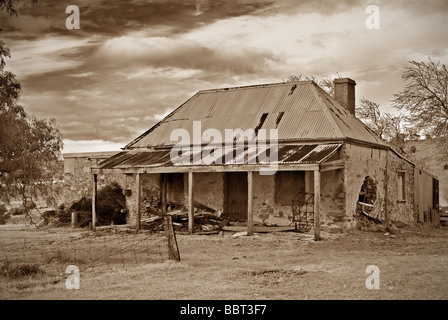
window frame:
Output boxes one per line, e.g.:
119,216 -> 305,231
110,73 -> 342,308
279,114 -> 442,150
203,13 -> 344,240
397,170 -> 406,202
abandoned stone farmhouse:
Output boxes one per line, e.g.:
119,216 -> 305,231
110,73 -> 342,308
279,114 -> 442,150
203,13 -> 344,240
64,78 -> 440,238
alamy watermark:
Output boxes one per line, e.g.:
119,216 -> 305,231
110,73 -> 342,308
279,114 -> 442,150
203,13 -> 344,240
170,121 -> 279,175
66,5 -> 80,30
365,265 -> 380,289
365,5 -> 380,29
65,265 -> 80,290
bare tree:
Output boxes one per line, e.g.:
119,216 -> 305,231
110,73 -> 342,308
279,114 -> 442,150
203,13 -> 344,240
393,58 -> 448,138
356,98 -> 410,152
286,74 -> 335,96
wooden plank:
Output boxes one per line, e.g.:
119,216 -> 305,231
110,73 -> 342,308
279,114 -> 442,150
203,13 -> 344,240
314,170 -> 321,241
320,159 -> 345,172
135,173 -> 142,232
247,171 -> 254,236
92,174 -> 97,231
92,163 -> 320,174
188,171 -> 194,234
358,201 -> 374,208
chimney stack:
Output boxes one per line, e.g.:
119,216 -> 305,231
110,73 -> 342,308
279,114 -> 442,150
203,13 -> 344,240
333,78 -> 356,115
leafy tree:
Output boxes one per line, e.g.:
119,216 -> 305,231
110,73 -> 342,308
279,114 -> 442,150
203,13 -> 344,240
0,0 -> 18,16
1,1 -> 63,225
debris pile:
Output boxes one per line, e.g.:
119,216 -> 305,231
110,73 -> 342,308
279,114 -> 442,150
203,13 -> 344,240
53,183 -> 127,228
356,211 -> 405,234
141,203 -> 229,233
356,212 -> 386,232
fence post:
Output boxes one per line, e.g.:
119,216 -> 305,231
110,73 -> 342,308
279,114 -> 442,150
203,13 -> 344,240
314,169 -> 321,241
71,211 -> 78,228
135,173 -> 142,233
92,174 -> 97,231
164,215 -> 180,261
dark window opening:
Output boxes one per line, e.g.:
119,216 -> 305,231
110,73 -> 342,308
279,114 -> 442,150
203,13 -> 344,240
275,111 -> 285,128
254,113 -> 269,136
397,171 -> 406,201
358,176 -> 377,204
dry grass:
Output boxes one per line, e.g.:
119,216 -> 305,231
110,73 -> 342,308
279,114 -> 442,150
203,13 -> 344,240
1,224 -> 448,300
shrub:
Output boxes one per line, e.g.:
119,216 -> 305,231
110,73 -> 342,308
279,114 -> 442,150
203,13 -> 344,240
0,204 -> 9,224
62,182 -> 127,227
0,213 -> 10,225
25,200 -> 36,210
0,262 -> 44,279
444,164 -> 448,170
9,206 -> 25,216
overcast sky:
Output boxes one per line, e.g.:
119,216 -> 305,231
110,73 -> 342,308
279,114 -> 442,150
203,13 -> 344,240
1,0 -> 447,152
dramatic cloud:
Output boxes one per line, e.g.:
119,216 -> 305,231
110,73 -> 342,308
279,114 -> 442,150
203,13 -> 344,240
1,0 -> 448,152
93,36 -> 280,74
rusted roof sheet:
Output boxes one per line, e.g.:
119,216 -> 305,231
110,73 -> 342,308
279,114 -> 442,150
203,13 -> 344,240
97,143 -> 342,170
97,150 -> 172,169
125,81 -> 387,149
311,84 -> 386,146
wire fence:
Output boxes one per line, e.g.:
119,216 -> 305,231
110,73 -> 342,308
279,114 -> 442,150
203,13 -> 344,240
0,221 -> 180,290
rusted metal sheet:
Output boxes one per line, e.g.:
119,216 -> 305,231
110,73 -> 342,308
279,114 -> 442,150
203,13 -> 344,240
312,84 -> 387,146
414,168 -> 435,222
97,143 -> 342,170
98,150 -> 172,169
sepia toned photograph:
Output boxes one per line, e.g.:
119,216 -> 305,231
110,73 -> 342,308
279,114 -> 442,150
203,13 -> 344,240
0,0 -> 447,307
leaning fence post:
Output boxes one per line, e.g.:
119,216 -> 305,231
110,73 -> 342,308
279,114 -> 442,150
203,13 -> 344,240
164,215 -> 180,262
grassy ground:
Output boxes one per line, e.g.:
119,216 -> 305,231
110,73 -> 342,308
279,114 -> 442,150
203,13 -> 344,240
1,223 -> 448,300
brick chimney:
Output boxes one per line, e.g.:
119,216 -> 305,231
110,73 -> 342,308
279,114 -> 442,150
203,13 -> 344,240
333,78 -> 356,115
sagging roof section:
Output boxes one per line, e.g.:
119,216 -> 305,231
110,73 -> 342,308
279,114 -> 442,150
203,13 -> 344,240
97,143 -> 342,170
125,81 -> 387,150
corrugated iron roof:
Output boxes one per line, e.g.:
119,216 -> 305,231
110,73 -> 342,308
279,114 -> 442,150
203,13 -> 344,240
125,81 -> 387,149
63,151 -> 119,159
97,143 -> 342,170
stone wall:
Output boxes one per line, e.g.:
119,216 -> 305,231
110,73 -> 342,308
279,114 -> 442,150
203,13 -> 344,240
62,153 -> 120,206
188,172 -> 224,212
62,153 -> 161,226
342,144 -> 416,226
343,144 -> 387,227
385,150 -> 415,223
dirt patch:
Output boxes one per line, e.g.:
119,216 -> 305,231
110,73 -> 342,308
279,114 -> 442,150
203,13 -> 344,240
0,224 -> 448,299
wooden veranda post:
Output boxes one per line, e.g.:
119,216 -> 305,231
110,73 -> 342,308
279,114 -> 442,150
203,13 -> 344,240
314,169 -> 321,241
161,173 -> 167,215
135,173 -> 142,233
247,171 -> 254,236
92,173 -> 97,231
188,172 -> 194,234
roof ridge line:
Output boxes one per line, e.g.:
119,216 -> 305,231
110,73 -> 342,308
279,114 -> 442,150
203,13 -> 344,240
197,80 -> 314,94
309,82 -> 345,139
